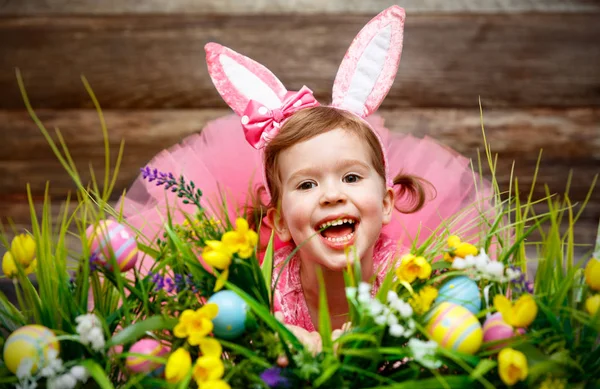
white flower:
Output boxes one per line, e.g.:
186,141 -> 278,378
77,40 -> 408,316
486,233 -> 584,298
505,267 -> 521,281
485,261 -> 504,278
452,257 -> 467,269
16,358 -> 34,380
464,254 -> 477,267
368,300 -> 384,316
69,366 -> 89,382
408,338 -> 442,369
358,282 -> 371,296
393,301 -> 414,318
387,314 -> 399,327
374,314 -> 388,326
389,324 -> 405,338
345,287 -> 357,299
387,290 -> 399,304
39,349 -> 64,378
357,293 -> 371,304
47,373 -> 77,389
76,313 -> 105,352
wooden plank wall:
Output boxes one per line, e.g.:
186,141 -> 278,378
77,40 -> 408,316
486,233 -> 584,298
0,1 -> 598,249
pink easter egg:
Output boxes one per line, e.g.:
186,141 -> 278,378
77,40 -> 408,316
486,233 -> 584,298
482,312 -> 525,349
86,220 -> 138,272
126,339 -> 169,374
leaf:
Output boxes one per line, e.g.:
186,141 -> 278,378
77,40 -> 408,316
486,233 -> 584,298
469,359 -> 497,382
107,316 -> 177,347
260,230 -> 275,307
317,267 -> 333,352
80,360 -> 115,389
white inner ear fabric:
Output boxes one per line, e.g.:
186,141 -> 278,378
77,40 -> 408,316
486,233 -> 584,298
220,55 -> 282,109
342,24 -> 391,114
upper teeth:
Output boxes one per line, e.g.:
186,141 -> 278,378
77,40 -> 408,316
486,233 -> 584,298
318,218 -> 355,230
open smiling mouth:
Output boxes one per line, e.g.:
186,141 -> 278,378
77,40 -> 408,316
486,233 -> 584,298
317,218 -> 357,244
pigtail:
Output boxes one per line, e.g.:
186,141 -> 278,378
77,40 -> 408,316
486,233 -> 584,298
393,173 -> 436,214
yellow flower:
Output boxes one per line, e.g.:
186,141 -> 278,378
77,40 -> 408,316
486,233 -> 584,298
539,377 -> 567,389
165,348 -> 192,383
221,218 -> 258,259
408,286 -> 439,315
585,294 -> 600,316
173,304 -> 219,345
396,254 -> 432,283
498,348 -> 528,386
2,252 -> 37,279
494,294 -> 538,328
200,380 -> 231,389
203,241 -> 233,270
444,235 -> 477,262
193,356 -> 225,386
10,234 -> 36,267
199,337 -> 222,358
585,258 -> 600,291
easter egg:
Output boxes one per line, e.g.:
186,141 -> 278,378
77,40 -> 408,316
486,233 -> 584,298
426,302 -> 483,354
482,312 -> 526,349
436,276 -> 481,315
126,339 -> 169,374
86,220 -> 138,272
3,325 -> 59,375
207,290 -> 249,339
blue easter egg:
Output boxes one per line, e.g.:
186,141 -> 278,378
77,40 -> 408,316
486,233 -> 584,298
436,276 -> 481,315
207,290 -> 249,339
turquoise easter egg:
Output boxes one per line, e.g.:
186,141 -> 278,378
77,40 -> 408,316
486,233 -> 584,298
86,220 -> 138,272
3,325 -> 59,374
482,312 -> 526,349
436,276 -> 481,315
426,302 -> 483,354
207,290 -> 249,339
126,339 -> 169,374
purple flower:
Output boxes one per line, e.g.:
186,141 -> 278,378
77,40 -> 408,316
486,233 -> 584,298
140,166 -> 177,189
89,253 -> 100,272
260,367 -> 290,388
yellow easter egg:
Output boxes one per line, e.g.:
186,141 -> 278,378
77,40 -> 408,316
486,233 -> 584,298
426,302 -> 482,355
3,325 -> 59,375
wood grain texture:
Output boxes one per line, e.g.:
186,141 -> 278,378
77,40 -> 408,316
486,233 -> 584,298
1,14 -> 598,109
0,108 -> 597,218
1,0 -> 599,14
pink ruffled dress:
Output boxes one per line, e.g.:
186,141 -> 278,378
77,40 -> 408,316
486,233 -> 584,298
120,113 -> 490,328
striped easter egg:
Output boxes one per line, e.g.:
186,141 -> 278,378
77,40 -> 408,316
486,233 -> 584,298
126,339 -> 169,374
436,276 -> 481,315
86,220 -> 138,272
482,312 -> 526,349
426,302 -> 483,355
3,325 -> 59,375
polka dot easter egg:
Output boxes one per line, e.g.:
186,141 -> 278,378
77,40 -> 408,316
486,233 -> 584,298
426,302 -> 483,355
126,339 -> 169,374
86,220 -> 138,272
208,290 -> 249,340
436,276 -> 481,315
482,312 -> 526,349
3,325 -> 60,375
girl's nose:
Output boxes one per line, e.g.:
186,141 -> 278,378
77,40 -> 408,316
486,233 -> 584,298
319,184 -> 347,206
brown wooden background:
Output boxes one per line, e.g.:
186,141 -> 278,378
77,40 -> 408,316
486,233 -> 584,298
0,0 -> 598,252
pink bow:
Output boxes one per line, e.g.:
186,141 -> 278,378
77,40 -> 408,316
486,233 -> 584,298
242,86 -> 319,149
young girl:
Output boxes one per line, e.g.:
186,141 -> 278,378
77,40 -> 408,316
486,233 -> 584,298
121,6 -> 488,334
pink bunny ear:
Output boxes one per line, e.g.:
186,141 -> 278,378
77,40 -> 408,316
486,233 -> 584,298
205,43 -> 288,116
331,6 -> 405,118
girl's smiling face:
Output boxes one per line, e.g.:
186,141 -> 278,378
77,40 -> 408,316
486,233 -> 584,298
269,128 -> 394,270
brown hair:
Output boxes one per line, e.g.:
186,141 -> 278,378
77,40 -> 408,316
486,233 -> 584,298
250,106 -> 435,225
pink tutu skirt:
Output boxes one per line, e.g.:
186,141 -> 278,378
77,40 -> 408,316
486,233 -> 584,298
120,114 -> 491,257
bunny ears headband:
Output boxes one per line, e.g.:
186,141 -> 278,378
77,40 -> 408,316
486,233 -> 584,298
205,5 -> 405,189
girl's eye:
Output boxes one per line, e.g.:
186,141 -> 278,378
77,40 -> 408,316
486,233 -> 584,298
343,174 -> 361,183
298,181 -> 316,190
